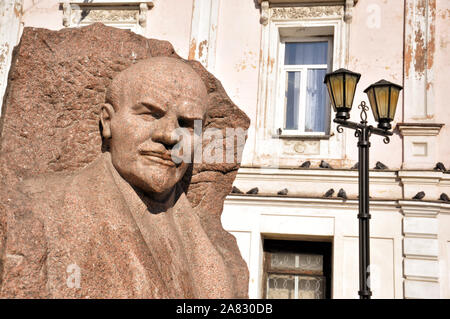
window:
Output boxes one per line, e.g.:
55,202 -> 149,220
263,239 -> 332,299
278,37 -> 332,136
255,4 -> 347,159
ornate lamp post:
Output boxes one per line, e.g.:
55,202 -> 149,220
324,69 -> 402,299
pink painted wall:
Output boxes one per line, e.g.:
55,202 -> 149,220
347,0 -> 405,169
13,0 -> 450,170
22,0 -> 63,30
215,0 -> 261,124
435,1 -> 450,164
145,0 -> 194,59
21,1 -> 194,59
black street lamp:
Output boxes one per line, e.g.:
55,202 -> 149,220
324,69 -> 403,299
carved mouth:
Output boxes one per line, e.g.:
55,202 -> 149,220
139,151 -> 177,167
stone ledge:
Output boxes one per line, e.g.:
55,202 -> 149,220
396,123 -> 444,136
399,200 -> 442,217
234,167 -> 450,200
225,195 -> 399,211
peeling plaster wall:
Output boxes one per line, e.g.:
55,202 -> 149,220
214,0 -> 261,165
404,0 -> 436,120
215,0 -> 261,123
347,0 -> 404,169
435,1 -> 450,162
19,1 -> 194,59
22,0 -> 63,30
145,0 -> 194,59
1,0 -> 448,169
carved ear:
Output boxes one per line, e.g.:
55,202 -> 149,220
100,103 -> 115,139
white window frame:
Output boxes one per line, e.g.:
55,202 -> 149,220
277,36 -> 333,137
261,18 -> 345,142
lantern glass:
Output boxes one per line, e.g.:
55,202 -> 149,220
364,79 -> 403,130
345,73 -> 359,109
366,88 -> 379,121
326,81 -> 337,112
329,74 -> 344,108
324,69 -> 361,120
374,85 -> 390,118
389,86 -> 401,119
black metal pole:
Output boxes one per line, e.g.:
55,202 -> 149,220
357,125 -> 372,299
334,106 -> 392,299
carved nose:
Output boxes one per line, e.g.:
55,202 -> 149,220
152,116 -> 180,148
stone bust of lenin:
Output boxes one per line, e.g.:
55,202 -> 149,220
0,57 -> 246,298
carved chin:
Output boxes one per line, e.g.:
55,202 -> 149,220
130,171 -> 178,195
112,155 -> 186,196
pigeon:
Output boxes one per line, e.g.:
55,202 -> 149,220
434,162 -> 446,172
246,187 -> 259,195
374,161 -> 388,170
324,188 -> 334,198
439,193 -> 450,202
412,191 -> 425,200
320,160 -> 332,169
337,188 -> 347,200
277,188 -> 288,196
351,162 -> 359,169
300,161 -> 311,168
231,186 -> 243,194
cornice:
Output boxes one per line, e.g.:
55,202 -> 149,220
225,195 -> 450,215
257,0 -> 358,5
396,122 -> 444,136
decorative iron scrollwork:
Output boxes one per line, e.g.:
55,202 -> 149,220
358,101 -> 369,123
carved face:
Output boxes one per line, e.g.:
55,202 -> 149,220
101,57 -> 208,201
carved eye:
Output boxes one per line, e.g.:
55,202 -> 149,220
139,109 -> 164,120
150,111 -> 164,120
140,112 -> 159,121
136,103 -> 165,120
178,118 -> 195,129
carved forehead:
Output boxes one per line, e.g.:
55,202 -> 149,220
107,57 -> 208,109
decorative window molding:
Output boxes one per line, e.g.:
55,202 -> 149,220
271,5 -> 344,20
258,0 -> 357,23
60,1 -> 154,34
254,1 -> 350,165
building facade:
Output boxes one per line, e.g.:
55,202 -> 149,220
0,0 -> 449,298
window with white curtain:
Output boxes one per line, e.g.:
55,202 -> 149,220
277,37 -> 333,136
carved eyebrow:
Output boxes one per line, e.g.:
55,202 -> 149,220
177,114 -> 204,129
138,102 -> 167,115
179,113 -> 204,121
